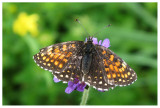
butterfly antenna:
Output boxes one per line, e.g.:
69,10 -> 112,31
75,19 -> 91,38
93,24 -> 112,37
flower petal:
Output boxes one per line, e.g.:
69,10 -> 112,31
65,80 -> 79,94
53,77 -> 60,83
99,40 -> 102,45
73,77 -> 79,84
92,37 -> 98,45
76,83 -> 86,92
102,38 -> 110,48
85,38 -> 87,42
68,81 -> 76,87
65,87 -> 75,94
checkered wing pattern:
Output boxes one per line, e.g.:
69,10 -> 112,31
95,45 -> 137,87
83,49 -> 115,91
33,41 -> 84,82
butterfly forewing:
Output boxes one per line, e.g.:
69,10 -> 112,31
33,41 -> 84,82
95,45 -> 137,86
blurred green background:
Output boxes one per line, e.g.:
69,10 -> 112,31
2,3 -> 157,105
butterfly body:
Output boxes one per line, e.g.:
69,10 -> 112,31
33,37 -> 137,91
82,40 -> 94,75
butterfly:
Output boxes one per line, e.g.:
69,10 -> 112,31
33,36 -> 137,91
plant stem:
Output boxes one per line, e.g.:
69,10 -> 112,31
23,35 -> 40,55
80,87 -> 90,105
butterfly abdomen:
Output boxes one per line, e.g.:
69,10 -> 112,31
82,53 -> 92,75
81,42 -> 94,75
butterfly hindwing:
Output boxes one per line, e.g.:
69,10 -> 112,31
33,41 -> 84,82
95,45 -> 137,86
54,50 -> 83,82
83,48 -> 115,91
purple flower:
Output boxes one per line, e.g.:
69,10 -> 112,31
91,37 -> 110,48
101,38 -> 110,48
53,76 -> 86,94
53,37 -> 110,94
76,82 -> 86,92
53,77 -> 61,83
65,78 -> 79,94
92,37 -> 98,45
65,78 -> 86,94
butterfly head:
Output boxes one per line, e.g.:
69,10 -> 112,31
87,36 -> 93,43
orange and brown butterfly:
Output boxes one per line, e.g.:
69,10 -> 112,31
33,37 -> 137,93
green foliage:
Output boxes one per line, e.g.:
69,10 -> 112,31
3,3 -> 157,105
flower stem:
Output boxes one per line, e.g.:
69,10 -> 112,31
80,87 -> 90,105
